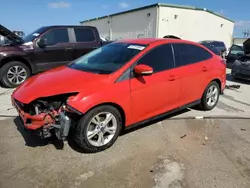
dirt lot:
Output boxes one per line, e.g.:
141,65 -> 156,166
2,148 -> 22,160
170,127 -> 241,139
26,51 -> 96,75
0,69 -> 250,188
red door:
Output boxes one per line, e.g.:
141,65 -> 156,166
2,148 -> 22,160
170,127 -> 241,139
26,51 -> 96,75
130,43 -> 182,123
172,43 -> 214,105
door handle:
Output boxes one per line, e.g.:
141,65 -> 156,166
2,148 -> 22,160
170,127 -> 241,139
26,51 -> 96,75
168,75 -> 177,81
202,66 -> 208,72
65,47 -> 73,50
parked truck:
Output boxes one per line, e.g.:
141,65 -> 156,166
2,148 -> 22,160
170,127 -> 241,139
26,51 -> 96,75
0,24 -> 112,88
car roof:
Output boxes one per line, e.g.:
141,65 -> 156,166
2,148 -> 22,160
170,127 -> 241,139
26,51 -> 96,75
117,38 -> 195,45
38,25 -> 97,30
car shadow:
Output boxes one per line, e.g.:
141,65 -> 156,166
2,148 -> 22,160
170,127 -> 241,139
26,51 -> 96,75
226,73 -> 250,85
67,108 -> 191,154
14,107 -> 195,154
13,117 -> 64,150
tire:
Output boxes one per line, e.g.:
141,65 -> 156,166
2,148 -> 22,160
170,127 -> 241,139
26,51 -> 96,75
0,61 -> 31,88
75,105 -> 122,153
199,81 -> 220,111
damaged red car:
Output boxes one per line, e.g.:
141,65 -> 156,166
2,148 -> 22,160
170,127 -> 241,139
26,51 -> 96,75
11,38 -> 226,153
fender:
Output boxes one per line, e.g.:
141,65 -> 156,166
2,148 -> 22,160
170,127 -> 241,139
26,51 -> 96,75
0,50 -> 37,73
67,80 -> 133,126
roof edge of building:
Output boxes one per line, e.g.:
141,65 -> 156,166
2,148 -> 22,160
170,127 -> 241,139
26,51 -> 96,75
80,3 -> 234,24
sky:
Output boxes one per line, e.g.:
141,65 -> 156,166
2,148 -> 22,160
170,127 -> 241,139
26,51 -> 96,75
0,0 -> 250,37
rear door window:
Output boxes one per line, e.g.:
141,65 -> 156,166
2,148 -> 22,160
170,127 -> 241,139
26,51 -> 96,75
173,43 -> 212,67
137,44 -> 174,73
74,28 -> 95,42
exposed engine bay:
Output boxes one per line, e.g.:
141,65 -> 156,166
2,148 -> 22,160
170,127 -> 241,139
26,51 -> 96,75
13,93 -> 81,141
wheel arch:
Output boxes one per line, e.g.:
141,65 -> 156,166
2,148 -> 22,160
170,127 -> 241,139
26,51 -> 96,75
211,78 -> 222,93
0,56 -> 34,73
84,102 -> 126,129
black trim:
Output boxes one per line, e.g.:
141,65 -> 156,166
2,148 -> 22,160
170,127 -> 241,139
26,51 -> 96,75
124,99 -> 201,131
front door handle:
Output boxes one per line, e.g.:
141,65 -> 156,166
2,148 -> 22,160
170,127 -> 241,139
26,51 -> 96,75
168,75 -> 177,81
202,66 -> 208,72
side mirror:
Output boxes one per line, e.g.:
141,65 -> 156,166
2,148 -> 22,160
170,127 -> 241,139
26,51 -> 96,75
37,38 -> 46,48
134,64 -> 153,76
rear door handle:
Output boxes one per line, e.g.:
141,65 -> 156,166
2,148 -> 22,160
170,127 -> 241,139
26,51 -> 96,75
202,66 -> 208,72
168,75 -> 177,81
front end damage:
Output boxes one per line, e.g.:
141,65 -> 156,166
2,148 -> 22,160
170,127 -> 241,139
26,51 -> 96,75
12,93 -> 81,140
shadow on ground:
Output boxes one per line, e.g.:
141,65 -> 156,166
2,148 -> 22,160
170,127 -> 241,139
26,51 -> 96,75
13,117 -> 65,150
226,73 -> 250,85
67,108 -> 191,153
13,107 -> 194,153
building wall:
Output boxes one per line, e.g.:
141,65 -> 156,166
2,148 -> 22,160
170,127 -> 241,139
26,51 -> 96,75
232,38 -> 248,45
158,7 -> 234,48
81,7 -> 158,40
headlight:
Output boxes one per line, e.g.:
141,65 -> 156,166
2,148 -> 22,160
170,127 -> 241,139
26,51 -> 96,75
65,104 -> 82,115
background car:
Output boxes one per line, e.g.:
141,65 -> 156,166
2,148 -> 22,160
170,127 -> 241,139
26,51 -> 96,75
199,41 -> 221,56
226,44 -> 244,68
0,24 -> 112,88
12,38 -> 226,153
199,40 -> 227,57
231,38 -> 250,80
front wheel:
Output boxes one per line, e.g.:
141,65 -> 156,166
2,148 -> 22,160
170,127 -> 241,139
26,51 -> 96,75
0,61 -> 31,88
75,105 -> 122,153
199,81 -> 220,111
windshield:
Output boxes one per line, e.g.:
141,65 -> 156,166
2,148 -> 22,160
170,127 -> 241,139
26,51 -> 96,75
22,26 -> 50,43
212,41 -> 226,47
68,42 -> 146,74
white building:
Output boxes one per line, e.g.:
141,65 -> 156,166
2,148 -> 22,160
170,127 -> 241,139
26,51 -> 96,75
80,3 -> 235,48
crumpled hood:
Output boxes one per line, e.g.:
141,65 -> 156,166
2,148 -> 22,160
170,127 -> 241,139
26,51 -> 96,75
12,66 -> 109,104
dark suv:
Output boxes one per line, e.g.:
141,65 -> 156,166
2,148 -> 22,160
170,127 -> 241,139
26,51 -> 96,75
199,40 -> 227,57
0,24 -> 111,88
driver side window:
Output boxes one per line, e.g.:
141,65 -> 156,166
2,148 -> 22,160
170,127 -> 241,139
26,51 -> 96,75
41,28 -> 69,46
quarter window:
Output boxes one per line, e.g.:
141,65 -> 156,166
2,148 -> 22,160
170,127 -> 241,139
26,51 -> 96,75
173,43 -> 212,67
41,28 -> 69,46
137,44 -> 174,73
74,28 -> 95,42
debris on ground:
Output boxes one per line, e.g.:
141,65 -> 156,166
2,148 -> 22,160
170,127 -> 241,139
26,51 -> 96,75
180,134 -> 186,139
205,136 -> 208,141
240,128 -> 247,131
225,84 -> 241,89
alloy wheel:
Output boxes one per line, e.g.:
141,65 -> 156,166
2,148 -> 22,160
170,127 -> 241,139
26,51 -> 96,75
86,112 -> 118,147
206,85 -> 219,107
7,65 -> 27,85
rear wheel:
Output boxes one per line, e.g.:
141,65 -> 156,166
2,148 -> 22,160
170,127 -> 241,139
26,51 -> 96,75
199,81 -> 220,111
75,105 -> 122,153
0,61 -> 31,88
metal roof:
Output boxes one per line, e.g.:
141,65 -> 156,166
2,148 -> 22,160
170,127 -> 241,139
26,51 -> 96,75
80,3 -> 234,24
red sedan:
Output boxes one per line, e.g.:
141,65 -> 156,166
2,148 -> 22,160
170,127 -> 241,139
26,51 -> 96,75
11,38 -> 226,152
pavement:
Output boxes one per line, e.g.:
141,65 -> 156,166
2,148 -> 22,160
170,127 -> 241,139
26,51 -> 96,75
1,118 -> 250,188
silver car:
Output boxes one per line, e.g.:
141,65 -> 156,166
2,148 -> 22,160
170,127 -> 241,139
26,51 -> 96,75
231,38 -> 250,81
